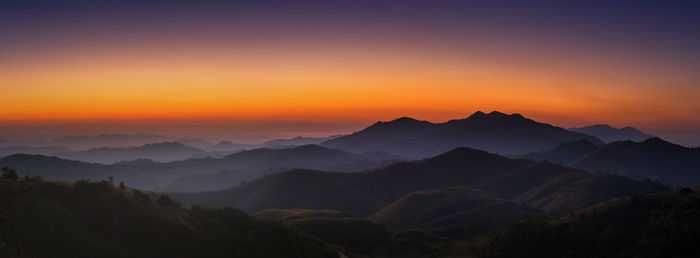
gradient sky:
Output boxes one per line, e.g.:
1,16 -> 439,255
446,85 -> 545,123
1,1 -> 699,144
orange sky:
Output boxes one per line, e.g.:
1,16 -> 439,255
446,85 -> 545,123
1,41 -> 698,130
1,1 -> 698,144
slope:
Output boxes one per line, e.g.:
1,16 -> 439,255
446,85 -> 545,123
322,111 -> 602,158
0,175 -> 337,258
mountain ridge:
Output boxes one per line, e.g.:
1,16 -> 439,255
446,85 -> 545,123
569,124 -> 653,143
321,111 -> 603,158
172,147 -> 666,217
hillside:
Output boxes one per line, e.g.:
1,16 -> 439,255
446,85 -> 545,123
56,142 -> 208,164
172,147 -> 666,217
0,145 -> 400,191
321,111 -> 603,158
0,146 -> 69,158
370,187 -> 540,239
254,208 -> 453,258
0,173 -> 337,258
569,124 -> 653,143
467,188 -> 700,258
525,137 -> 700,186
205,135 -> 344,152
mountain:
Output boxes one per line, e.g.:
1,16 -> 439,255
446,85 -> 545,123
255,209 -> 395,257
524,137 -> 700,186
469,188 -> 700,258
521,140 -> 599,164
176,137 -> 212,148
161,145 -> 401,192
56,141 -> 208,164
321,111 -> 603,158
205,141 -> 254,152
260,135 -> 345,148
0,146 -> 69,158
569,124 -> 653,143
172,147 -> 666,217
370,187 -> 539,239
0,145 -> 401,191
205,135 -> 345,152
51,134 -> 175,150
254,208 -> 453,258
0,175 -> 337,258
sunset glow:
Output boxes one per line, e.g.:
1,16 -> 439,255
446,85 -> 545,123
1,1 -> 698,143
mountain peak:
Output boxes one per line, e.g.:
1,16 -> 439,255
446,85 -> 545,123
367,117 -> 432,129
390,117 -> 422,123
641,137 -> 673,146
569,124 -> 653,143
466,110 -> 524,121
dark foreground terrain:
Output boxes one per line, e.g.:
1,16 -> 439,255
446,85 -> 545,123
0,170 -> 336,258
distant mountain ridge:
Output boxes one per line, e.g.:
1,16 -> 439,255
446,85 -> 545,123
206,135 -> 344,152
56,141 -> 207,164
0,146 -> 69,158
524,137 -> 700,186
0,145 -> 401,191
569,124 -> 653,143
172,147 -> 666,217
321,111 -> 603,158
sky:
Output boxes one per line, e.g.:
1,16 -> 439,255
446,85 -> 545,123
1,0 -> 699,144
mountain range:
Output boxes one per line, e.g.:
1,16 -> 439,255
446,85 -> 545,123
569,124 -> 653,143
55,142 -> 208,164
205,135 -> 344,152
0,145 -> 400,191
321,111 -> 604,158
524,137 -> 700,186
172,147 -> 666,217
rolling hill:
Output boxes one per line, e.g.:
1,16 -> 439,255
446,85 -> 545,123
55,141 -> 208,164
370,187 -> 539,239
0,175 -> 337,258
0,146 -> 69,158
569,124 -> 653,143
524,137 -> 700,186
172,147 -> 666,217
0,145 -> 401,191
468,188 -> 700,258
254,208 -> 453,258
321,111 -> 603,158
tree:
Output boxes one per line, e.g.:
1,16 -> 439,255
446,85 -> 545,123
1,167 -> 18,180
157,194 -> 180,208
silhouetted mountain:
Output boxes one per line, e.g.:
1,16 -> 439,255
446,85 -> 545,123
255,209 -> 397,257
0,145 -> 401,191
206,141 -> 254,152
521,140 -> 599,164
205,135 -> 345,152
321,111 -> 603,158
0,176 -> 337,258
569,124 -> 653,143
56,141 -> 208,164
176,137 -> 212,148
525,137 -> 700,186
261,135 -> 345,148
370,187 -> 539,239
162,145 -> 401,192
0,146 -> 69,158
470,188 -> 700,258
172,147 -> 665,217
52,134 -> 175,150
